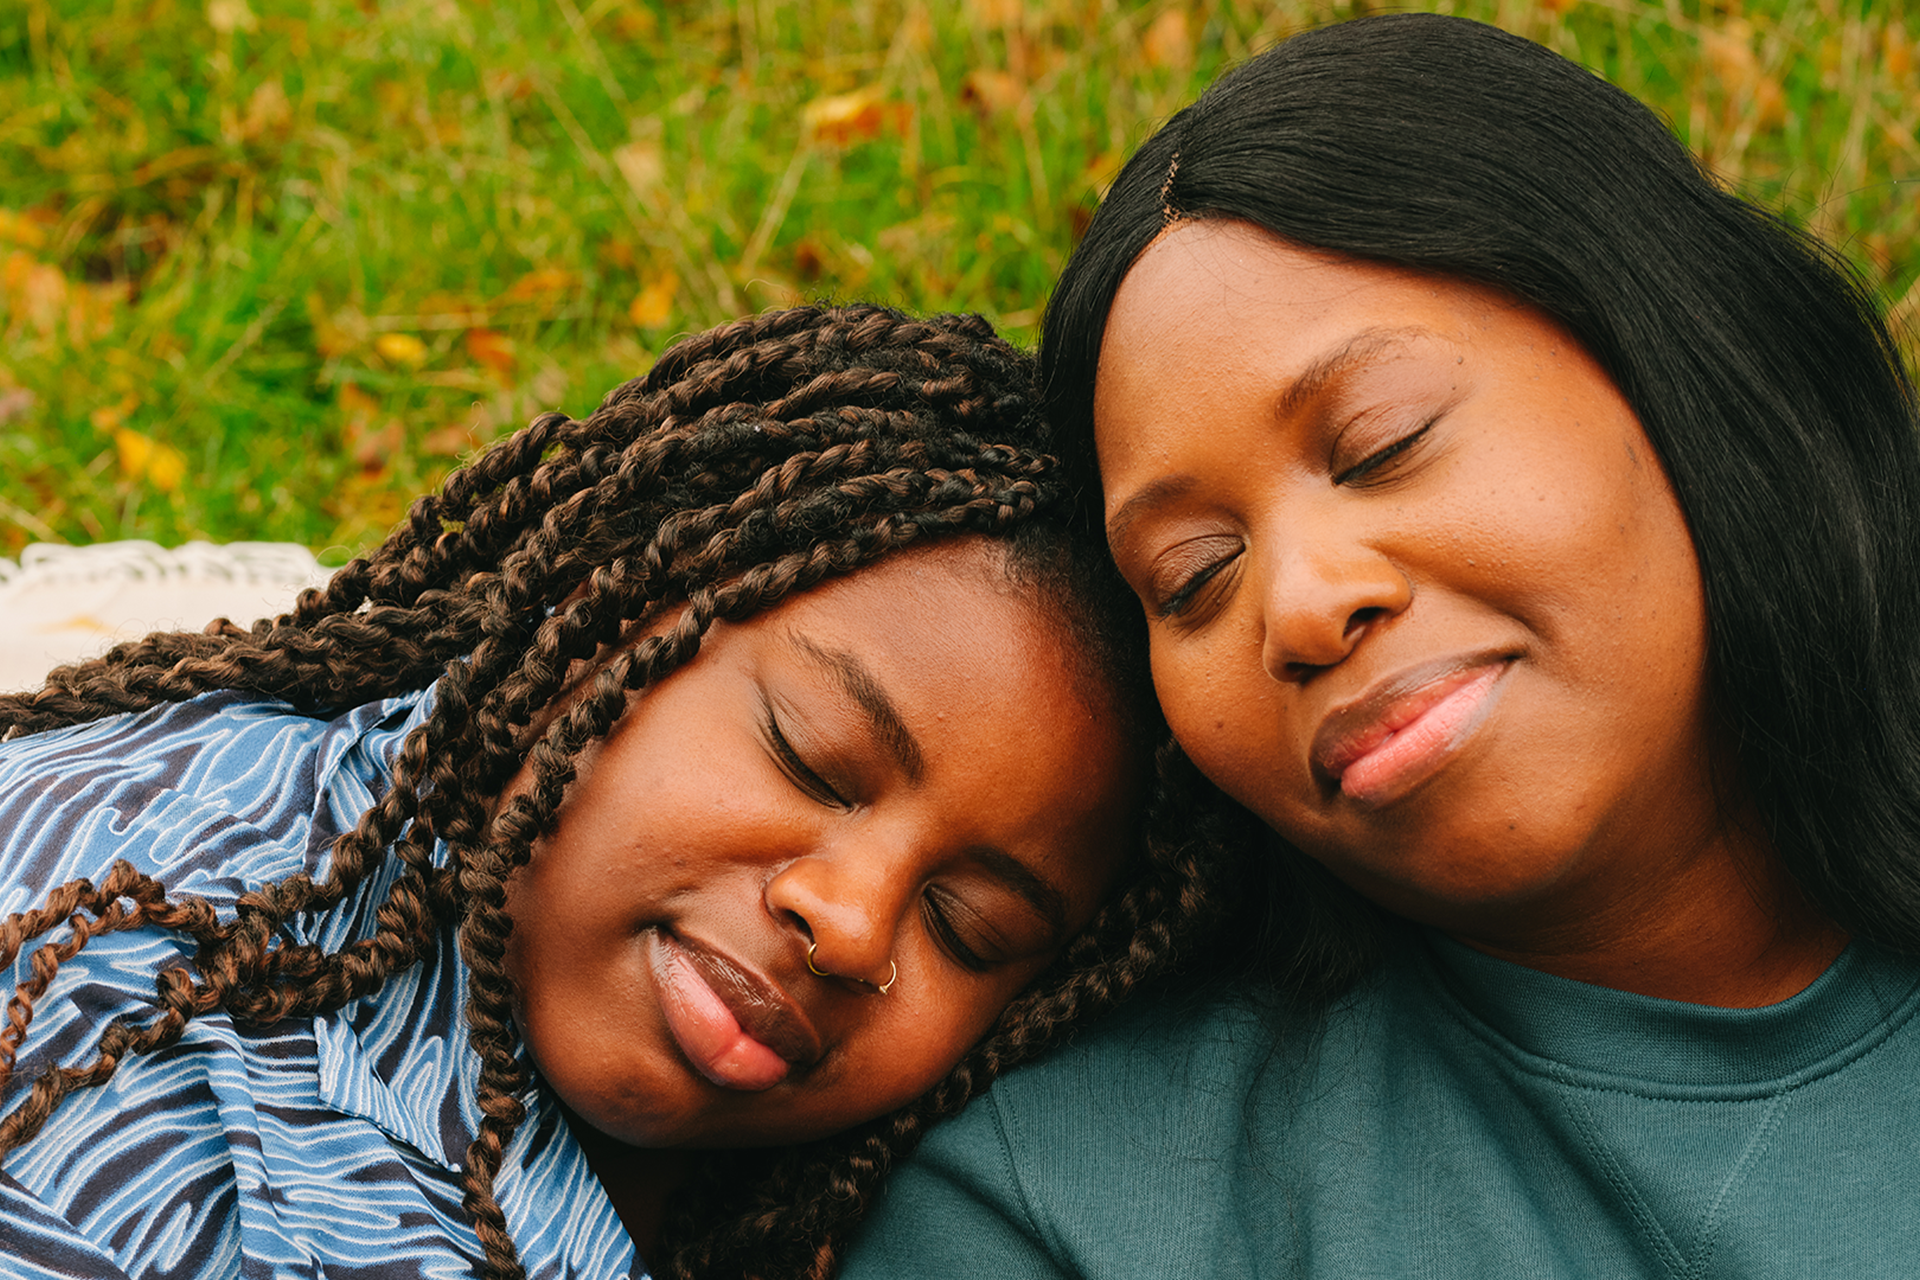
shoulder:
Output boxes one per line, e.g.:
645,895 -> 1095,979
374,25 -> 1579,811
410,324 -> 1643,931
846,948 -> 1451,1280
0,688 -> 431,909
844,982 -> 1345,1279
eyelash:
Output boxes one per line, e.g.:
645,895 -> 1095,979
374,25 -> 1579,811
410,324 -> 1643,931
1335,421 -> 1433,486
921,888 -> 990,971
764,707 -> 846,807
1158,553 -> 1237,618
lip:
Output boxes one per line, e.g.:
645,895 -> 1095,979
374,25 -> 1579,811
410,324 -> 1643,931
646,930 -> 823,1091
1311,654 -> 1512,806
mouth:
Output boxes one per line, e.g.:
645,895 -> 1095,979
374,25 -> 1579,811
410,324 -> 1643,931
1312,655 -> 1512,807
646,930 -> 823,1092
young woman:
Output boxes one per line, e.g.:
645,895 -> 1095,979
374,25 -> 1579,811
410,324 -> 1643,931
0,304 -> 1240,1279
843,15 -> 1920,1277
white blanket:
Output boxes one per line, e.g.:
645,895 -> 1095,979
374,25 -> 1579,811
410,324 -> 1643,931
0,541 -> 334,693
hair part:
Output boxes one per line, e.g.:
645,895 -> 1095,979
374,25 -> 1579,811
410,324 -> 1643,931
1042,12 -> 1920,987
0,303 -> 1241,1279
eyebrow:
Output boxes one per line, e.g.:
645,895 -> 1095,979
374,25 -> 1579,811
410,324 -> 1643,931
793,634 -> 926,784
1104,325 -> 1436,546
1272,325 -> 1432,421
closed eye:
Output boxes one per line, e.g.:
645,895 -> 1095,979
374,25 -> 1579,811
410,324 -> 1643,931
1159,551 -> 1238,618
920,886 -> 992,972
763,701 -> 845,806
1336,422 -> 1433,486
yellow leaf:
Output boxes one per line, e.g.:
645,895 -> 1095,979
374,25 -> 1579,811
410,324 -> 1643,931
0,209 -> 47,250
375,331 -> 429,367
114,427 -> 187,493
629,272 -> 680,328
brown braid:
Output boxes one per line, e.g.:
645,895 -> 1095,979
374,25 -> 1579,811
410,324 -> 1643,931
0,303 -> 1246,1280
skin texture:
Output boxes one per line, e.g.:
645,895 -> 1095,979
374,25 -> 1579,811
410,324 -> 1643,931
499,540 -> 1135,1238
1094,218 -> 1844,1007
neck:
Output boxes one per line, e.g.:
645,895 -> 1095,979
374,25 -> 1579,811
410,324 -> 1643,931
564,1113 -> 694,1261
1449,832 -> 1849,1008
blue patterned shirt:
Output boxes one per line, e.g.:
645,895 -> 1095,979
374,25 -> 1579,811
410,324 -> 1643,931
0,689 -> 642,1278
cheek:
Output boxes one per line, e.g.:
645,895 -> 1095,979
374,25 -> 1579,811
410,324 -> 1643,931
1149,632 -> 1297,813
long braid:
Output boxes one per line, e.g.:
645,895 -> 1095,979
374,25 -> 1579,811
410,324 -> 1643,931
0,303 -> 1246,1280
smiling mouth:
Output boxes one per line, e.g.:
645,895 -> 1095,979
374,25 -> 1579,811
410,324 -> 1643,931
647,931 -> 822,1092
1312,657 -> 1512,806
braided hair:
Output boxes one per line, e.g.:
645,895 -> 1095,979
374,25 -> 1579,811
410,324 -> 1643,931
0,303 -> 1246,1279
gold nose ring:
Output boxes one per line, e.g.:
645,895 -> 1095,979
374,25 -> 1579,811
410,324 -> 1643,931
807,940 -> 898,995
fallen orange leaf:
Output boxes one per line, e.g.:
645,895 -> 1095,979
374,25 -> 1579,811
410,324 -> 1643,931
961,69 -> 1025,116
803,88 -> 907,145
630,272 -> 680,328
464,327 -> 516,383
1888,24 -> 1913,78
503,267 -> 579,302
1143,9 -> 1193,71
423,423 -> 479,457
338,383 -> 380,416
90,396 -> 138,433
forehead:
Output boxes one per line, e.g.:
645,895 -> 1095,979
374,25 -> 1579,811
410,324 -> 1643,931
1092,219 -> 1524,500
768,540 -> 1057,685
741,539 -> 1133,874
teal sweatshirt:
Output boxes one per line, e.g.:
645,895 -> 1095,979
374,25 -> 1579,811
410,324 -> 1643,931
843,932 -> 1920,1277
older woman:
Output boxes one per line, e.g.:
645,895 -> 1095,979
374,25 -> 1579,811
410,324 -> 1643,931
843,14 -> 1920,1278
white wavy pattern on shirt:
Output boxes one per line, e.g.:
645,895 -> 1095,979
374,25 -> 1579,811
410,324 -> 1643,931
0,691 -> 640,1278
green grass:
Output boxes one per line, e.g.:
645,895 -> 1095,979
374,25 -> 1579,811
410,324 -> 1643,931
2,0 -> 1915,560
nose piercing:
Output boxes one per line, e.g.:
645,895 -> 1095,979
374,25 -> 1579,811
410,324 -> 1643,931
807,940 -> 898,996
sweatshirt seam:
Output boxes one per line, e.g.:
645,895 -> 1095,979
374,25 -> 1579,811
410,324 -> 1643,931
1422,954 -> 1920,1102
992,1085 -> 1083,1276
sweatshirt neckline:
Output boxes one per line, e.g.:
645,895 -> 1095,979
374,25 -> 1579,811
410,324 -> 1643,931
1418,930 -> 1920,1089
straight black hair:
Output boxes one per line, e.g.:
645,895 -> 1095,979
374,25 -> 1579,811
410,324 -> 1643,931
1042,12 -> 1920,991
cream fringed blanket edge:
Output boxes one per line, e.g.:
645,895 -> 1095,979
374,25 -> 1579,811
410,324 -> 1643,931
0,541 -> 334,694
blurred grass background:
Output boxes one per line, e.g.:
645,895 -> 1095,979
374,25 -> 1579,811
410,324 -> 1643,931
1,0 -> 1914,562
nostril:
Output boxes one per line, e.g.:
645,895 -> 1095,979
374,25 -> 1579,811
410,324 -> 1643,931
1345,605 -> 1388,640
778,908 -> 814,944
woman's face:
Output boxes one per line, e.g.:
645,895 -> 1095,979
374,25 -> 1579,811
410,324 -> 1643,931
1094,219 -> 1725,941
503,540 -> 1134,1150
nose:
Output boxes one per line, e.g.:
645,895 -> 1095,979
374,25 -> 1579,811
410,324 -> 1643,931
763,842 -> 906,991
1257,532 -> 1411,682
